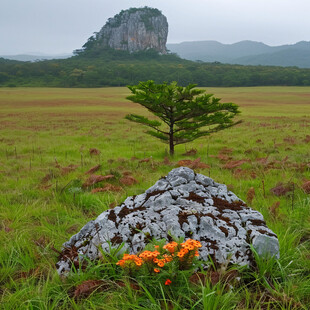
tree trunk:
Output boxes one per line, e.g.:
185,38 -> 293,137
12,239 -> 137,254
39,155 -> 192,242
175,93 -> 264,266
169,140 -> 174,156
169,126 -> 174,156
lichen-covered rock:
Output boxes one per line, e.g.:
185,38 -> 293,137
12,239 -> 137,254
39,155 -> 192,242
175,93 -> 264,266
90,7 -> 168,54
56,167 -> 279,274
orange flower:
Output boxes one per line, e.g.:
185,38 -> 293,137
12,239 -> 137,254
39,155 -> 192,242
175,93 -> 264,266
116,239 -> 201,271
182,248 -> 189,255
163,241 -> 178,253
157,260 -> 165,267
116,259 -> 125,266
194,240 -> 202,247
116,253 -> 144,268
181,239 -> 202,248
177,252 -> 184,258
163,254 -> 173,262
165,279 -> 172,286
139,250 -> 160,262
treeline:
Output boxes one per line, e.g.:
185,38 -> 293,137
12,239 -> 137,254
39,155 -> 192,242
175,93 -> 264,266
1,48 -> 310,87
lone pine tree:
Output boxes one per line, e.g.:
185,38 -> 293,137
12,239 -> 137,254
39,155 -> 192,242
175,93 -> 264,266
125,80 -> 241,155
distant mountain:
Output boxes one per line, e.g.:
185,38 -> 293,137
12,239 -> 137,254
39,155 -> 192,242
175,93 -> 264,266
167,40 -> 310,68
0,54 -> 72,62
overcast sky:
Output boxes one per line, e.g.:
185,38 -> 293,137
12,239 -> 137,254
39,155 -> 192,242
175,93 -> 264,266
1,0 -> 309,55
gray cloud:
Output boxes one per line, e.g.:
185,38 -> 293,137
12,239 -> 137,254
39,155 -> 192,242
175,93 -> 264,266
0,0 -> 309,54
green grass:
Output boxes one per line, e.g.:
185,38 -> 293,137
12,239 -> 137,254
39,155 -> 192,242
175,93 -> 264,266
0,86 -> 309,309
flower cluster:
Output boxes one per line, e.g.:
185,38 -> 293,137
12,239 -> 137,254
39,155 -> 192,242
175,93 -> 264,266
116,253 -> 143,268
116,239 -> 202,275
177,239 -> 201,261
163,241 -> 178,254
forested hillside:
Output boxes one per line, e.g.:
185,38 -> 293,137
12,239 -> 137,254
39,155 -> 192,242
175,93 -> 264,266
1,48 -> 310,87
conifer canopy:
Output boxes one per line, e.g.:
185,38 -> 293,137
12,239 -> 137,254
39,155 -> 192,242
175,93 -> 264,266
125,80 -> 241,155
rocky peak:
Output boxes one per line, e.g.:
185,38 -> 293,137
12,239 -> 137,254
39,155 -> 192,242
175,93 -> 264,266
83,7 -> 168,54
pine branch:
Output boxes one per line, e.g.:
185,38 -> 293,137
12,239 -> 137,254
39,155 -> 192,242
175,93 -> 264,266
145,130 -> 169,142
125,114 -> 167,135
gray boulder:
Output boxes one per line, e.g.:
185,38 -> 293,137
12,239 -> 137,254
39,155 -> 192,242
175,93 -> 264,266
56,167 -> 279,274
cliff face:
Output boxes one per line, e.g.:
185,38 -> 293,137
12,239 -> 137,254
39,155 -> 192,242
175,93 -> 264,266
95,7 -> 168,54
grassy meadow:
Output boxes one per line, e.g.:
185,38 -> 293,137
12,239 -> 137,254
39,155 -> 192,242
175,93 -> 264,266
0,86 -> 310,309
